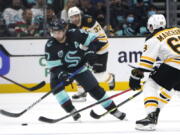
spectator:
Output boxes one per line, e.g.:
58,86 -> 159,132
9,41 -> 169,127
79,0 -> 96,18
131,0 -> 152,6
22,0 -> 36,8
132,0 -> 147,26
33,7 -> 57,37
48,0 -> 63,15
15,8 -> 36,37
61,0 -> 76,22
0,15 -> 11,37
0,0 -> 11,12
147,5 -> 158,17
104,25 -> 115,37
115,13 -> 139,36
95,1 -> 106,27
2,0 -> 23,25
32,15 -> 44,37
31,0 -> 44,19
110,0 -> 129,32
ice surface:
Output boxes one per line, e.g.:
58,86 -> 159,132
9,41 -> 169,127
0,91 -> 180,135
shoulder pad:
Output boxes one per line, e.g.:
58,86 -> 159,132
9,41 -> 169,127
46,37 -> 56,47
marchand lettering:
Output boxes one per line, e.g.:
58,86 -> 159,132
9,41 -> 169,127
156,28 -> 180,42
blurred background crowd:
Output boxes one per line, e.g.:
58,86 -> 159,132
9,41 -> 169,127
0,0 -> 169,38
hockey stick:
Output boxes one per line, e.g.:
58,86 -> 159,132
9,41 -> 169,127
0,66 -> 84,117
90,90 -> 142,119
38,89 -> 131,123
0,75 -> 45,91
0,44 -> 45,57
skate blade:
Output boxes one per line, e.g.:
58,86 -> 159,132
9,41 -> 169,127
122,116 -> 128,121
135,124 -> 156,131
73,118 -> 82,122
72,98 -> 87,102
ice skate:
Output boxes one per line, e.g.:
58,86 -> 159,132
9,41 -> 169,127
112,110 -> 127,120
70,109 -> 81,121
109,73 -> 115,90
135,108 -> 160,131
72,91 -> 87,102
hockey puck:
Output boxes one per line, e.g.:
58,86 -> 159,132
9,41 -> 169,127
21,123 -> 28,126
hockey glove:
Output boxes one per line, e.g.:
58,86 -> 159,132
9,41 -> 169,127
84,51 -> 97,66
129,68 -> 144,90
58,71 -> 72,86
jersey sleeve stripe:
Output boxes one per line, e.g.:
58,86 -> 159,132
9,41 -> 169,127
140,56 -> 156,62
47,60 -> 63,68
97,43 -> 109,52
140,59 -> 154,65
139,62 -> 153,69
84,32 -> 97,46
164,58 -> 180,64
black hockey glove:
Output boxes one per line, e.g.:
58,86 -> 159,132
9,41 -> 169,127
58,71 -> 72,86
129,68 -> 144,91
84,50 -> 97,66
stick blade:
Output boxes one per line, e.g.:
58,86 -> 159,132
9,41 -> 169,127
28,81 -> 46,91
39,116 -> 57,123
90,110 -> 101,119
0,109 -> 22,117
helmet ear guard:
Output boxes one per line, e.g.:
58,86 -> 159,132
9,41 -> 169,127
147,14 -> 166,33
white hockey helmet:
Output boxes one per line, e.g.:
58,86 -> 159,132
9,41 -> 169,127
68,6 -> 81,18
147,14 -> 166,33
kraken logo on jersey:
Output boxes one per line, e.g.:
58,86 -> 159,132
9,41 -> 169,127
58,50 -> 64,58
65,51 -> 81,68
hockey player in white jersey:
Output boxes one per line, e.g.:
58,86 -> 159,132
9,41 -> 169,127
68,6 -> 115,101
129,14 -> 180,131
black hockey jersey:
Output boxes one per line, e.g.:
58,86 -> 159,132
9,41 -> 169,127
45,28 -> 99,72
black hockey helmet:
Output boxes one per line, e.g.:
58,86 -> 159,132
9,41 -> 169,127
50,19 -> 68,31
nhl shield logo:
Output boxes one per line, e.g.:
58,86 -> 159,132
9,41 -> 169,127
58,50 -> 63,58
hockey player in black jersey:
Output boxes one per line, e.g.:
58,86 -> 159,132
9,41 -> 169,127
45,19 -> 126,121
68,6 -> 115,101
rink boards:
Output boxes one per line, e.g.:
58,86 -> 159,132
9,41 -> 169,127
0,38 -> 145,93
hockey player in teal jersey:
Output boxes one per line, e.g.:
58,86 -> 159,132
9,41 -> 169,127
45,19 -> 126,121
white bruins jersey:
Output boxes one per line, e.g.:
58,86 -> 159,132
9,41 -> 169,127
139,27 -> 180,71
80,15 -> 109,54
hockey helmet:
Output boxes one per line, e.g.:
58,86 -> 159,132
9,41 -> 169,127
50,19 -> 67,31
68,6 -> 81,18
147,14 -> 166,33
